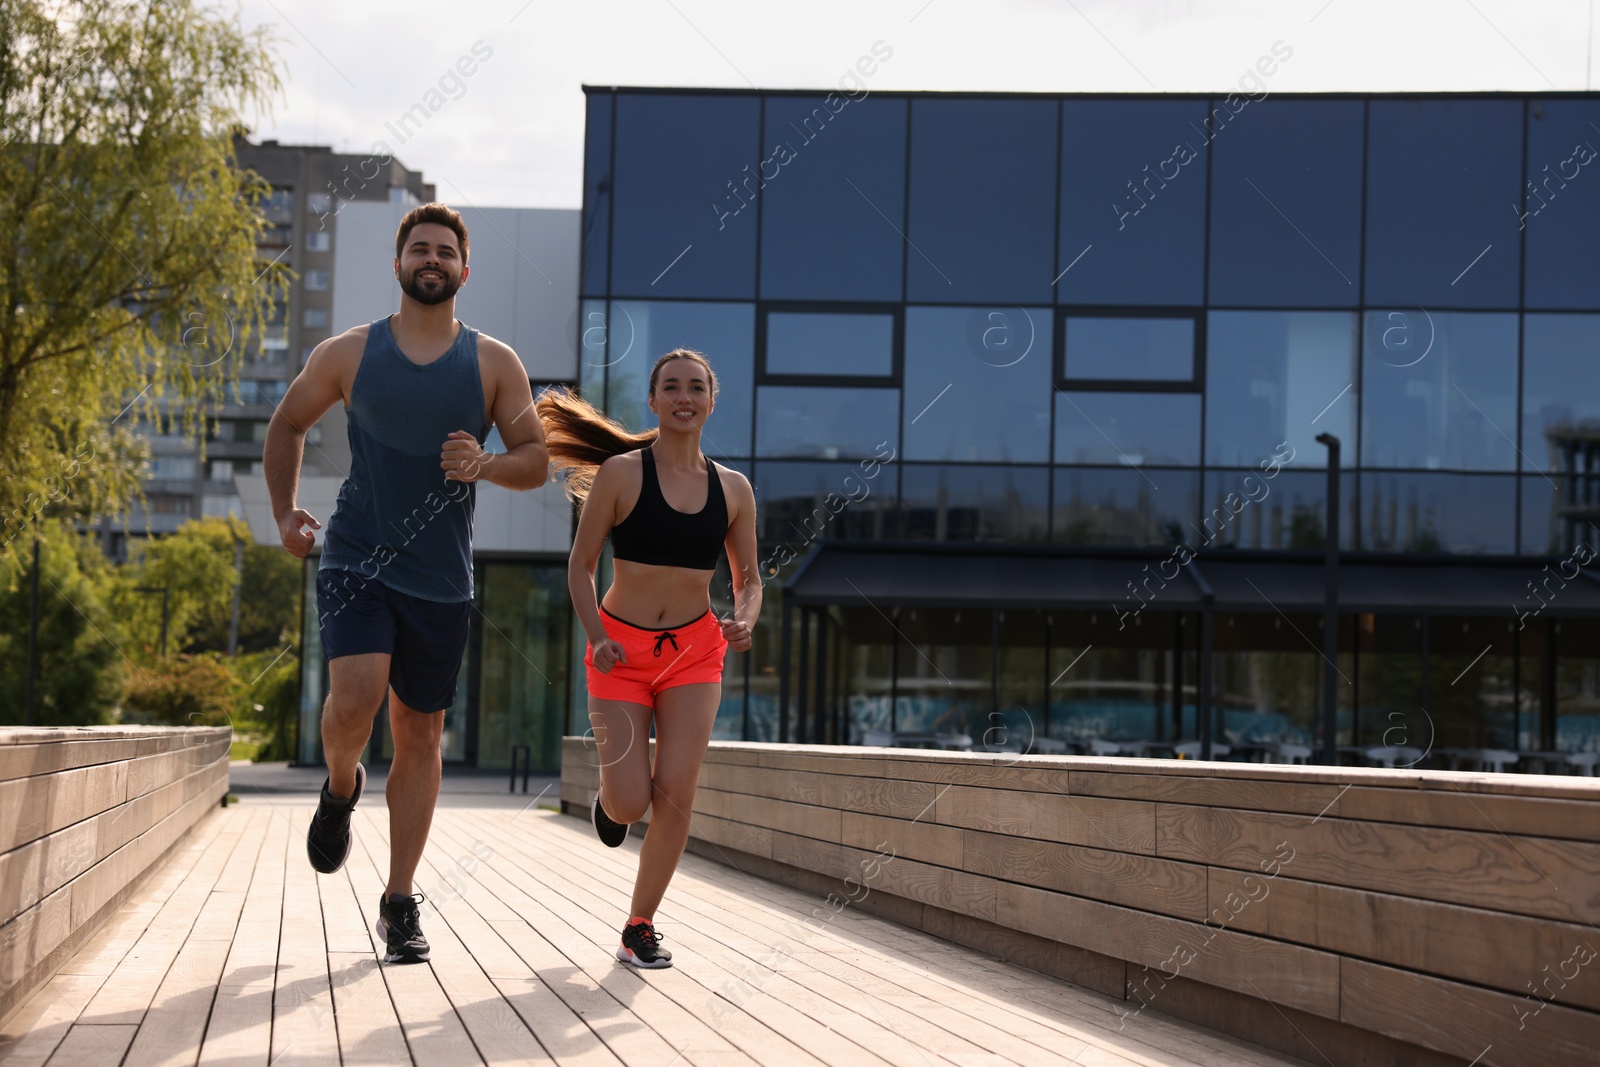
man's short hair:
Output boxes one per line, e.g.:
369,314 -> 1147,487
395,202 -> 469,264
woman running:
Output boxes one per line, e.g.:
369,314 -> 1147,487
537,349 -> 760,968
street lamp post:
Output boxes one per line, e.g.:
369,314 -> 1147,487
1315,433 -> 1341,766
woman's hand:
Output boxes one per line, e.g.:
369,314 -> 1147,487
590,637 -> 626,673
720,616 -> 752,652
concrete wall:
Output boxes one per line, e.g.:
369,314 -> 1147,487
0,727 -> 230,1027
562,739 -> 1600,1067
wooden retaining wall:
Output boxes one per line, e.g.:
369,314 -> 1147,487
562,738 -> 1600,1067
0,726 -> 230,1028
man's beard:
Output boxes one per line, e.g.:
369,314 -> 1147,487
400,266 -> 462,305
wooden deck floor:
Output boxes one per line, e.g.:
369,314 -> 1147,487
0,795 -> 1307,1067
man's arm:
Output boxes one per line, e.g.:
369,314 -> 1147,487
441,337 -> 549,490
263,334 -> 355,557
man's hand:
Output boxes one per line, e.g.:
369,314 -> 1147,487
442,430 -> 491,482
720,615 -> 753,652
279,508 -> 321,558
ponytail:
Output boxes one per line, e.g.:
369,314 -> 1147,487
536,387 -> 656,506
538,349 -> 719,507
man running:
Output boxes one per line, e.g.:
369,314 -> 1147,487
263,202 -> 548,963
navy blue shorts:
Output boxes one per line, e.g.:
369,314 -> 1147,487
316,567 -> 471,713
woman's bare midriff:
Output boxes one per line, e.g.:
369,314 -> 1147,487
602,558 -> 717,628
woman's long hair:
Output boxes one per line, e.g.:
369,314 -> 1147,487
537,349 -> 719,506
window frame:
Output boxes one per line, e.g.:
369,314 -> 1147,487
1054,306 -> 1206,393
756,301 -> 903,387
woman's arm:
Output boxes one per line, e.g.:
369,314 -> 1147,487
569,458 -> 626,670
720,470 -> 762,652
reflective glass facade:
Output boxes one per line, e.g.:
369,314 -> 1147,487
583,88 -> 1600,755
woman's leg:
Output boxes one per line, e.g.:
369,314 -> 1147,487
589,697 -> 655,823
630,682 -> 720,921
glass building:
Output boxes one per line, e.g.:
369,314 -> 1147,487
573,88 -> 1600,762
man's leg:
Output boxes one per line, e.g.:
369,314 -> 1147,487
384,692 -> 444,897
322,654 -> 390,799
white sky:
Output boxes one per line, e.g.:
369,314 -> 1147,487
233,0 -> 1598,209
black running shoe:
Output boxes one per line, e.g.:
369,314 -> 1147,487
592,790 -> 629,848
616,919 -> 672,968
376,892 -> 430,964
306,763 -> 365,874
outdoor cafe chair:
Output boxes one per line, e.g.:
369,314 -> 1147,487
1564,752 -> 1599,776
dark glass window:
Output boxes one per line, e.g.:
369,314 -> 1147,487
906,98 -> 1057,304
753,460 -> 896,546
1208,100 -> 1363,307
1206,312 -> 1358,468
763,309 -> 896,380
1061,314 -> 1197,386
476,564 -> 571,772
1525,99 -> 1600,309
1200,470 -> 1358,551
1059,99 -> 1209,306
1364,99 -> 1522,308
1522,314 -> 1600,473
1052,468 -> 1198,546
1360,472 -> 1515,553
610,94 -> 758,299
756,386 -> 898,460
760,96 -> 907,302
1054,391 -> 1199,466
896,464 -> 1049,543
604,301 -> 755,459
576,298 -> 607,402
903,307 -> 1050,463
1361,311 -> 1518,471
581,91 -> 612,296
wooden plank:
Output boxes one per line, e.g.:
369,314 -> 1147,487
341,815 -> 485,1067
124,743 -> 230,803
40,1023 -> 136,1066
120,937 -> 231,1067
1336,783 -> 1600,842
0,973 -> 106,1067
1342,957 -> 1600,1067
0,884 -> 74,994
693,789 -> 842,844
703,765 -> 940,822
0,739 -> 139,785
1068,770 -> 1349,821
934,785 -> 1157,855
76,812 -> 246,1025
1209,865 -> 1600,1012
993,879 -> 1341,1021
362,818 -> 559,1067
839,811 -> 962,868
0,762 -> 129,855
198,805 -> 289,1067
963,829 -> 1209,921
326,951 -> 412,1066
1156,803 -> 1600,924
269,806 -> 341,1067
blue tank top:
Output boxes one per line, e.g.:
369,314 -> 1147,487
319,316 -> 489,602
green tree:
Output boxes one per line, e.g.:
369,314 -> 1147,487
120,651 -> 240,726
181,518 -> 304,654
0,0 -> 286,564
0,527 -> 125,726
112,517 -> 242,659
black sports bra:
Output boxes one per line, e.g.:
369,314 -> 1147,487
609,447 -> 729,570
